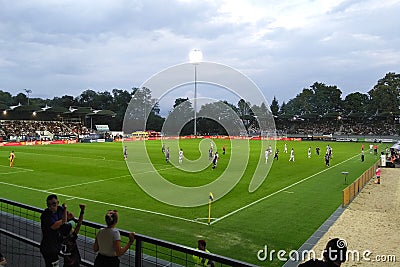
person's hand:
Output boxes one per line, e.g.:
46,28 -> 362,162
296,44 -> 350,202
128,232 -> 135,243
0,257 -> 7,265
79,203 -> 86,211
62,203 -> 67,209
67,211 -> 75,220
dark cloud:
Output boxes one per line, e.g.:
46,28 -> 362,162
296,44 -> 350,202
0,0 -> 399,105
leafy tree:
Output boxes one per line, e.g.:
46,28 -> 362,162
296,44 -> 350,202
49,95 -> 78,108
164,98 -> 194,135
281,89 -> 313,115
282,82 -> 343,116
237,99 -> 253,129
95,91 -> 113,110
251,102 -> 274,133
13,93 -> 28,106
279,101 -> 286,115
343,92 -> 370,114
310,82 -> 343,114
198,101 -> 243,135
26,97 -> 47,108
0,90 -> 13,105
237,99 -> 252,117
173,98 -> 189,108
109,89 -> 133,130
123,87 -> 162,133
270,97 -> 279,116
76,89 -> 97,106
368,72 -> 400,114
146,112 -> 165,132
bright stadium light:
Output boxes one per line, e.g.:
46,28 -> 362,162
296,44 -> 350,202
189,49 -> 203,64
189,49 -> 203,136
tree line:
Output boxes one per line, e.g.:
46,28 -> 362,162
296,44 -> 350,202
0,72 -> 399,133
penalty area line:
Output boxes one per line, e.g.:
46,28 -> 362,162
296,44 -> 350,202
131,166 -> 177,175
55,196 -> 211,226
0,170 -> 34,175
210,153 -> 361,225
0,181 -> 52,195
47,174 -> 133,191
0,181 -> 210,225
0,166 -> 34,175
49,166 -> 177,191
0,165 -> 34,172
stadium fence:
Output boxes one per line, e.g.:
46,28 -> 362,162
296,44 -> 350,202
342,160 -> 380,207
0,198 -> 257,267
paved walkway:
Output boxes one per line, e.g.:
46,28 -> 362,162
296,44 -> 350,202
284,167 -> 399,267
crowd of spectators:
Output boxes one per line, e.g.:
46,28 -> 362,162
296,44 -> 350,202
274,119 -> 398,136
0,117 -> 399,142
0,120 -> 91,141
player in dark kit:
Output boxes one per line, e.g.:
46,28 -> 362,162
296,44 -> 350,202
165,147 -> 170,163
274,149 -> 279,160
212,152 -> 219,169
325,153 -> 330,167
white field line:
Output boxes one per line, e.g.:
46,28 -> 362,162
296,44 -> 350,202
47,174 -> 133,190
0,170 -> 34,175
0,165 -> 34,175
0,165 -> 34,172
0,181 -> 51,195
18,151 -> 122,162
0,180 -> 209,225
61,195 -> 210,226
18,151 -> 170,167
47,166 -> 176,190
210,153 -> 360,225
139,166 -> 177,173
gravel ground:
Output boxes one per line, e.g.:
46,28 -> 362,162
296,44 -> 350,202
308,168 -> 400,266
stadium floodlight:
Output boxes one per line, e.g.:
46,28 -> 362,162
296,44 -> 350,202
24,89 -> 32,106
189,49 -> 203,136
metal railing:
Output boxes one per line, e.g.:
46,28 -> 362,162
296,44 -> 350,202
0,198 -> 257,267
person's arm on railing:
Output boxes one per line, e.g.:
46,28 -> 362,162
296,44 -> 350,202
114,232 -> 135,257
73,204 -> 85,235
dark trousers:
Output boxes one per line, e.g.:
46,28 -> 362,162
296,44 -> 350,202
94,253 -> 120,267
40,247 -> 59,267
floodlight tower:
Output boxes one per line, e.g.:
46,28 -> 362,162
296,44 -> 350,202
24,89 -> 32,106
189,49 -> 203,136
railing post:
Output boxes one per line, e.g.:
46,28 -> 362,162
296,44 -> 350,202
135,237 -> 142,267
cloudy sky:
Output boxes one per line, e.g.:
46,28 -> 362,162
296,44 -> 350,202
1,0 -> 399,108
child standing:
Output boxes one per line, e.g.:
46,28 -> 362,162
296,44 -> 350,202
59,204 -> 86,267
375,165 -> 381,184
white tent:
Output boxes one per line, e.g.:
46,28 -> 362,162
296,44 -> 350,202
390,142 -> 400,151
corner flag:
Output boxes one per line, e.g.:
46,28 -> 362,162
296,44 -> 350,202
208,192 -> 214,225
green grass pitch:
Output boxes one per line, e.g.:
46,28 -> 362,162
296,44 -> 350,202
0,139 -> 382,266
